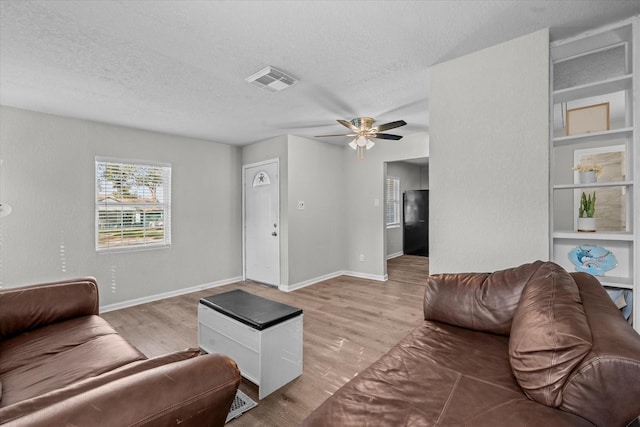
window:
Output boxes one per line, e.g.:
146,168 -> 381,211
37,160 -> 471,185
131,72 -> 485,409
385,177 -> 400,228
96,158 -> 171,252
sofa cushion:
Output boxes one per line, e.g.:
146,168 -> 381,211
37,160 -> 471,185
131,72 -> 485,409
0,315 -> 146,407
509,263 -> 593,407
424,261 -> 546,335
302,320 -> 592,426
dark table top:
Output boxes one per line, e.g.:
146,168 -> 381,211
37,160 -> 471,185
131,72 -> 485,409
200,289 -> 302,330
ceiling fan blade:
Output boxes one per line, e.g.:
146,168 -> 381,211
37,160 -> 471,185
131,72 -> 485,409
315,133 -> 357,137
374,120 -> 407,132
337,119 -> 360,132
371,133 -> 403,141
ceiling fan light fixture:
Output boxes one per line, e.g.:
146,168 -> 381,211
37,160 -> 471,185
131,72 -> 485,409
365,139 -> 375,150
349,139 -> 358,150
356,135 -> 368,147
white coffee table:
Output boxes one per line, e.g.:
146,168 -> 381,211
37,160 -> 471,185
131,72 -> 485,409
198,289 -> 303,399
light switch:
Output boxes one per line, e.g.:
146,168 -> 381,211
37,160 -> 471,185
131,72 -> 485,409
374,198 -> 380,207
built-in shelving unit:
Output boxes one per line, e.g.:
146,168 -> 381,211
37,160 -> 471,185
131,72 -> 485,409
550,16 -> 639,332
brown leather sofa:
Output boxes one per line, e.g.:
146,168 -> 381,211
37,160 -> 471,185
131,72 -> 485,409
0,277 -> 241,426
303,261 -> 640,426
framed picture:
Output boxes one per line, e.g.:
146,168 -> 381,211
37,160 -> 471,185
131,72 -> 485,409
566,102 -> 610,136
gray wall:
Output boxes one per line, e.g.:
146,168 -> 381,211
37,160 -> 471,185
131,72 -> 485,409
0,106 -> 242,306
287,135 -> 345,286
429,29 -> 550,274
420,164 -> 429,189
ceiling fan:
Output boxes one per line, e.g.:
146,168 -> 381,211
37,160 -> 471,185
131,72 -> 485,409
316,117 -> 407,159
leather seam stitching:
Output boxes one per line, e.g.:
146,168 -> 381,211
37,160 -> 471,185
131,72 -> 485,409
435,373 -> 461,425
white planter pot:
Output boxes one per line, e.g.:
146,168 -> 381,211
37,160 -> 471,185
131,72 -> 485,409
577,217 -> 596,232
579,171 -> 597,184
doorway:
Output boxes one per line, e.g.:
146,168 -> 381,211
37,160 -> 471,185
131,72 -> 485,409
243,160 -> 280,286
384,158 -> 429,270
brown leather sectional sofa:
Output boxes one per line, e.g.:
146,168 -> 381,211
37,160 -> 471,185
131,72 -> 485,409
303,261 -> 640,426
0,277 -> 241,426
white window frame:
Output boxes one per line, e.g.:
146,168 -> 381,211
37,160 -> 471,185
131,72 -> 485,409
95,157 -> 171,253
385,176 -> 401,228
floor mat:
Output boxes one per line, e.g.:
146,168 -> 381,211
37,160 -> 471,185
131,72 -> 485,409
226,389 -> 258,423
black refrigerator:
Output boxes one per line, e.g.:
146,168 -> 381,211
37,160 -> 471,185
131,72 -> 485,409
403,190 -> 429,257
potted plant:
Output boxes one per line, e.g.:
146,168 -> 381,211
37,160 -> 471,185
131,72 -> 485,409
573,163 -> 602,184
577,191 -> 596,232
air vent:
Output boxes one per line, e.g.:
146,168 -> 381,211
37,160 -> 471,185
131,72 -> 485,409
245,66 -> 297,92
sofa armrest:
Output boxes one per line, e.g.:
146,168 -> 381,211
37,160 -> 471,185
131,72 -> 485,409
0,277 -> 99,340
559,272 -> 640,427
6,353 -> 241,427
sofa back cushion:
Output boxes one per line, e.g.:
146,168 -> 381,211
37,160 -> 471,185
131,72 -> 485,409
0,278 -> 99,340
509,263 -> 593,407
424,261 -> 547,335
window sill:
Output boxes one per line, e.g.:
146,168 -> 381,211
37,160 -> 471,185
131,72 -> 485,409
97,243 -> 171,254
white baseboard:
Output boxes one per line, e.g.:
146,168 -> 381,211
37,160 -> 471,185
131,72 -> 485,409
99,276 -> 243,313
343,271 -> 388,282
386,251 -> 404,260
279,271 -> 345,292
279,270 -> 388,292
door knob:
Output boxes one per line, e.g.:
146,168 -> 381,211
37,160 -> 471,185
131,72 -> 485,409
272,231 -> 278,236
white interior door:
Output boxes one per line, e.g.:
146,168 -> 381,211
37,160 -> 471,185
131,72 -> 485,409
244,161 -> 280,286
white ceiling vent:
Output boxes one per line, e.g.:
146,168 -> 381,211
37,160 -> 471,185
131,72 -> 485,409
245,66 -> 297,92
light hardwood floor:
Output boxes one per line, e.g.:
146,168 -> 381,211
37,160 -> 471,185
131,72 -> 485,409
102,255 -> 429,426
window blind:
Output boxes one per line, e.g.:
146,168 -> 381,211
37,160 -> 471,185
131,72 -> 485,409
385,177 -> 400,227
95,158 -> 171,252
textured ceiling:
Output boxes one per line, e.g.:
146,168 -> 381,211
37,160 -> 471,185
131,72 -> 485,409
1,1 -> 639,146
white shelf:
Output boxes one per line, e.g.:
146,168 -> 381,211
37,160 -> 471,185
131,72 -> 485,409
553,127 -> 633,147
600,276 -> 634,290
553,74 -> 632,103
551,18 -> 635,61
553,231 -> 634,241
553,180 -> 633,190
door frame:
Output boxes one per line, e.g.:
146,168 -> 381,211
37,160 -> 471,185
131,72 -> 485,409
242,158 -> 281,286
